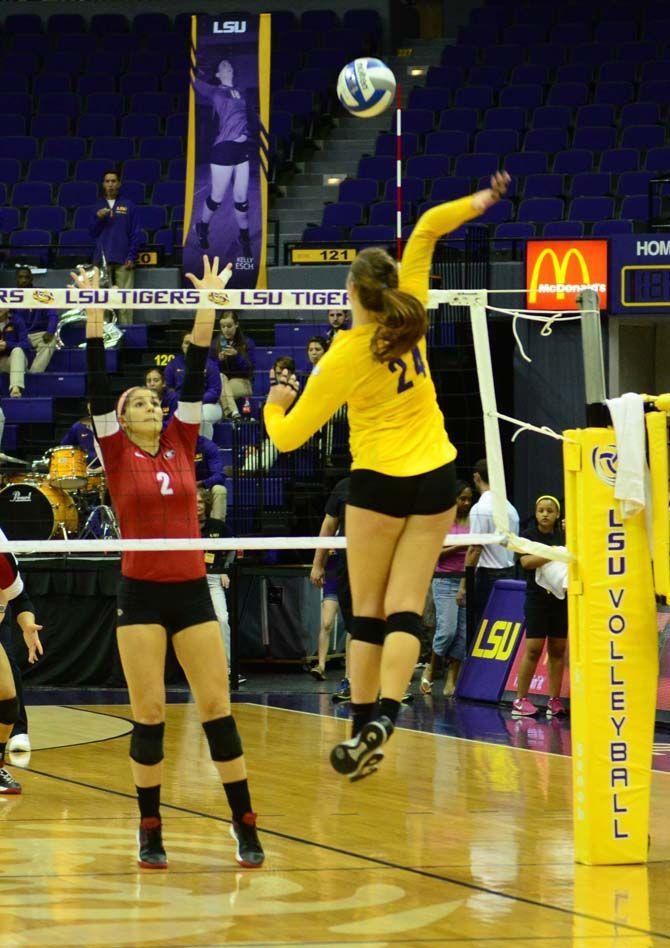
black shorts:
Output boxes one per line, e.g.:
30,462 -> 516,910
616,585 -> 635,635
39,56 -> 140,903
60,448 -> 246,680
348,462 -> 457,518
117,576 -> 217,637
524,599 -> 568,639
210,140 -> 249,166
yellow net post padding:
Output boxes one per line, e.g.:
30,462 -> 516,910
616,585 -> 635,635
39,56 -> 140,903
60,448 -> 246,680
646,407 -> 669,600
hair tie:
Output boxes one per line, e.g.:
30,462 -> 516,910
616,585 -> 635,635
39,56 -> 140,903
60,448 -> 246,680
536,494 -> 561,514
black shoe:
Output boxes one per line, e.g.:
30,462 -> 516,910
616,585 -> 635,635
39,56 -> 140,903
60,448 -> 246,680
230,812 -> 265,867
0,766 -> 21,794
196,221 -> 209,250
137,817 -> 168,869
329,715 -> 394,782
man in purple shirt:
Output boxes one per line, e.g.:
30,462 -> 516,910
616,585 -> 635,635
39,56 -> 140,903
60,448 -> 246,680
0,308 -> 30,397
164,332 -> 223,439
60,413 -> 97,464
195,434 -> 227,520
89,169 -> 143,326
15,266 -> 58,373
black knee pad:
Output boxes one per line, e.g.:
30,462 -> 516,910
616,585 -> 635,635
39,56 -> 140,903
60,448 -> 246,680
386,611 -> 424,640
351,616 -> 386,645
130,721 -> 165,766
203,715 -> 243,762
0,696 -> 19,726
234,200 -> 249,213
206,195 -> 221,212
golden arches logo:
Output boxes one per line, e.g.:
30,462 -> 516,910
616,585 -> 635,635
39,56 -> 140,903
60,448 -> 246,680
528,247 -> 591,303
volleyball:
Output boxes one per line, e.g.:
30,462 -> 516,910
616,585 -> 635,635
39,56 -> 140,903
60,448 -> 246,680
336,58 -> 396,118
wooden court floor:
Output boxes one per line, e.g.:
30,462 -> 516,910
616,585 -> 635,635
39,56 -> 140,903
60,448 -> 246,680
1,702 -> 670,947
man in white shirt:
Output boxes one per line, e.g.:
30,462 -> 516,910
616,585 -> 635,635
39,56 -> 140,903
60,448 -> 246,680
457,458 -> 519,630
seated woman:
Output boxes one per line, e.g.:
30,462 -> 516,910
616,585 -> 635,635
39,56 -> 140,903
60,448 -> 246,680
145,367 -> 178,429
214,311 -> 256,420
165,332 -> 223,439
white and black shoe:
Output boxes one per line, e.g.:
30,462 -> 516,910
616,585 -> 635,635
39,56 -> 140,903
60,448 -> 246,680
0,767 -> 21,794
329,715 -> 394,782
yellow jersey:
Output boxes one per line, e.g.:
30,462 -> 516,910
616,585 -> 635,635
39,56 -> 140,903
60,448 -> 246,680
264,195 -> 479,477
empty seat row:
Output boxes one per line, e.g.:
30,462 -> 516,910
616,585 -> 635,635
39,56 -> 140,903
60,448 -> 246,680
440,41 -> 670,70
0,156 -> 185,185
427,59 -> 670,88
0,92 -> 187,118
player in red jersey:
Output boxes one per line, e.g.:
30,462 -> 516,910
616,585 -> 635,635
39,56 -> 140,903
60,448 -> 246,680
0,532 -> 43,794
81,258 -> 264,870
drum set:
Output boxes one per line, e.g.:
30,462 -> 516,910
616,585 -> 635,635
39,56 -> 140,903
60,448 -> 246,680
0,447 -> 119,542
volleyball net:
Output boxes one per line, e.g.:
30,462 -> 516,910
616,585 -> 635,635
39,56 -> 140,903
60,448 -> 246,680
2,282 -> 670,867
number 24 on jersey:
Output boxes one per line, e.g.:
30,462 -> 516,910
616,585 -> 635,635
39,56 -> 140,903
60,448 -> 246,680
388,346 -> 426,394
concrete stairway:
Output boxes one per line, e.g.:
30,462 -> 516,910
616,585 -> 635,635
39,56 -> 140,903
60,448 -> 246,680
269,40 -> 446,265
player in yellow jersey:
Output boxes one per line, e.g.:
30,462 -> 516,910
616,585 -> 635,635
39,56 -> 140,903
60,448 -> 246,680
265,172 -> 511,780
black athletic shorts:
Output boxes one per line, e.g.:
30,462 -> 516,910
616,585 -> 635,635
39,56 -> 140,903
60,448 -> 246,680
524,599 -> 568,639
210,140 -> 249,166
348,462 -> 458,518
117,576 -> 217,637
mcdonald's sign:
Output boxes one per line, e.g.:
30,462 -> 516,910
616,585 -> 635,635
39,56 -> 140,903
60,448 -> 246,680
526,240 -> 608,311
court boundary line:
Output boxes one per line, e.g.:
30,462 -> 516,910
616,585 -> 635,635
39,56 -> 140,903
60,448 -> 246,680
14,711 -> 670,941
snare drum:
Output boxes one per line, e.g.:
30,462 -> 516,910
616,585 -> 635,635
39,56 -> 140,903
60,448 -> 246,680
0,481 -> 78,540
48,446 -> 88,489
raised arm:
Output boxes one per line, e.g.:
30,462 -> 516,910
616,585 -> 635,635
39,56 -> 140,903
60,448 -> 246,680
78,267 -> 116,430
180,257 -> 233,412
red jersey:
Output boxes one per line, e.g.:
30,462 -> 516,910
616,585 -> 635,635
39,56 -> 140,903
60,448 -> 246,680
94,404 -> 205,583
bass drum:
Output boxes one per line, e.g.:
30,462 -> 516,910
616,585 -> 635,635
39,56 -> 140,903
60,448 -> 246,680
0,481 -> 78,540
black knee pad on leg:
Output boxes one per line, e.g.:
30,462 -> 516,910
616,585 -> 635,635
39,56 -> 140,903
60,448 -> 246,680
351,616 -> 386,645
130,721 -> 165,766
206,195 -> 221,212
0,696 -> 19,726
203,715 -> 243,762
234,200 -> 249,213
386,611 -> 424,641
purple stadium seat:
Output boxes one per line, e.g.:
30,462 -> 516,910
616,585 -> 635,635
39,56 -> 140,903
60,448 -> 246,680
503,24 -> 543,45
42,53 -> 85,76
524,174 -> 564,198
425,131 -> 470,156
517,197 -> 565,222
621,126 -> 666,150
9,32 -> 49,54
127,53 -> 169,76
0,137 -> 37,161
617,172 -> 653,196
369,202 -> 413,226
638,81 -> 670,105
134,12 -> 172,32
576,105 -> 615,128
168,159 -> 185,181
270,11 -> 298,33
270,112 -> 294,146
91,137 -> 135,162
543,221 -> 585,238
56,34 -> 90,54
430,177 -> 472,202
598,62 -> 637,83
90,14 -> 129,32
476,175 -> 518,197
475,130 -> 519,154
74,160 -> 112,184
550,22 -> 591,44
43,138 -> 86,161
570,43 -> 615,64
350,225 -> 394,245
494,222 -> 537,241
454,153 -> 500,178
0,185 -> 7,207
646,148 -> 670,172
505,152 -> 548,175
322,30 -> 365,58
13,182 -> 52,206
595,21 -> 637,43
532,107 -> 572,130
78,75 -> 116,96
527,45 -> 567,67
86,93 -> 125,116
469,66 -> 508,87
9,230 -> 52,262
572,127 -> 617,151
569,196 -> 615,221
517,5 -> 554,23
1,209 -> 20,233
454,86 -> 494,110
26,206 -> 66,232
130,93 -> 173,117
358,157 -> 395,181
547,83 -> 588,108
37,93 -> 78,117
408,155 -> 454,179
375,133 -> 419,157
592,220 -> 634,236
140,137 -> 183,161
152,181 -> 186,206
342,9 -> 382,35
555,64 -> 593,83
293,68 -> 331,100
600,149 -> 640,173
162,72 -> 188,95
121,115 -> 161,138
481,199 -> 513,223
301,9 -> 339,31
408,88 -> 450,112
439,108 -> 479,133
136,206 -> 167,232
322,203 -> 363,228
121,73 -> 160,95
85,52 -> 126,75
47,13 -> 86,32
0,160 -> 21,186
426,65 -> 465,89
485,107 -> 527,131
458,24 -> 499,47
302,225 -> 345,243
594,82 -> 634,106
498,87 -> 543,111
58,181 -> 98,207
77,114 -> 117,138
642,62 -> 670,82
340,179 -> 379,204
1,54 -> 39,77
3,116 -> 26,136
552,152 -> 593,176
271,90 -> 315,122
34,74 -> 72,95
123,159 -> 162,185
276,29 -> 318,52
28,159 -> 68,184
619,41 -> 657,62
620,195 -> 661,221
621,103 -> 661,127
511,65 -> 549,85
73,205 -> 99,230
122,182 -> 146,205
170,205 -> 183,226
0,75 -> 29,94
383,178 -> 424,202
571,173 -> 611,197
525,128 -> 569,152
402,110 -> 436,135
483,44 -> 524,69
4,14 -> 42,33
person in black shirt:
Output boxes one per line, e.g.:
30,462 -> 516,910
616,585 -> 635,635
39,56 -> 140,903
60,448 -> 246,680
511,495 -> 568,719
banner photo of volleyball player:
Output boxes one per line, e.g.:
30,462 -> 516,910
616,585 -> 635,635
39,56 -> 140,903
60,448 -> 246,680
183,14 -> 270,289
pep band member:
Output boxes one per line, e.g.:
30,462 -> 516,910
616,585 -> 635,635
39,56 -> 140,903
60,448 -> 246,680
81,258 -> 264,869
264,172 -> 511,781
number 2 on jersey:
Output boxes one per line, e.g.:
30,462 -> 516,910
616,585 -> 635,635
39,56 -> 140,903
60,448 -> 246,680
388,346 -> 426,394
156,471 -> 174,496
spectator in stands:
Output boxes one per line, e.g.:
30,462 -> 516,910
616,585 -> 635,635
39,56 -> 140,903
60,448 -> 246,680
145,367 -> 178,429
195,434 -> 228,521
0,308 -> 29,398
325,309 -> 350,346
164,333 -> 223,439
0,407 -> 5,449
15,267 -> 57,374
214,312 -> 255,420
196,486 -> 236,667
60,406 -> 97,465
307,336 -> 328,371
421,480 -> 473,697
458,458 -> 519,630
192,61 -> 253,260
89,168 -> 142,326
242,356 -> 295,473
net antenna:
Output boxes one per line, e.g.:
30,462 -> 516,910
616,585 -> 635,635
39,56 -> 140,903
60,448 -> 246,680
578,287 -> 608,422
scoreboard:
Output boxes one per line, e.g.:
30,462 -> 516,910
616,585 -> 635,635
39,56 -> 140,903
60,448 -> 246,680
610,236 -> 670,314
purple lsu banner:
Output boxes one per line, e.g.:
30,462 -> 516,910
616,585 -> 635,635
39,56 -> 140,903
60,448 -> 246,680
183,14 -> 270,288
455,580 -> 525,702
